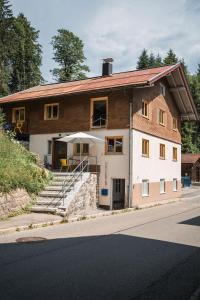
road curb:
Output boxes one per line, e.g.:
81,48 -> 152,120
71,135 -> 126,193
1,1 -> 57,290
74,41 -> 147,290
0,197 -> 182,236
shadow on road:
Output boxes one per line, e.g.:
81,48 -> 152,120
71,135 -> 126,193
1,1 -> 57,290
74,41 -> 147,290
179,215 -> 200,226
0,234 -> 200,300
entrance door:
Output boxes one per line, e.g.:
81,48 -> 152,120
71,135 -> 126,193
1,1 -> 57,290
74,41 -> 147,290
112,179 -> 125,210
53,139 -> 67,170
196,167 -> 200,182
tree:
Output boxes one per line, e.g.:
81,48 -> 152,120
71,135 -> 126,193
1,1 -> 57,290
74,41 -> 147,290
0,108 -> 5,129
0,0 -> 14,96
163,49 -> 178,65
148,53 -> 156,68
9,13 -> 43,93
182,121 -> 199,153
154,54 -> 163,67
51,29 -> 90,82
136,49 -> 149,70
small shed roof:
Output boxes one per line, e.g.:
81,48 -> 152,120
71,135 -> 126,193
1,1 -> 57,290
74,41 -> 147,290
182,153 -> 200,164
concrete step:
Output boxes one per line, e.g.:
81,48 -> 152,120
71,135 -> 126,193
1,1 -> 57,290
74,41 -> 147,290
31,206 -> 57,213
52,172 -> 74,177
39,191 -> 64,198
44,186 -> 64,192
36,199 -> 62,206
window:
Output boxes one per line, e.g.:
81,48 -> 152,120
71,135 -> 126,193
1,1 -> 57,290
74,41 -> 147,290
173,118 -> 178,130
173,147 -> 178,161
47,140 -> 52,155
160,179 -> 165,194
160,144 -> 166,160
44,103 -> 59,120
142,100 -> 149,118
160,83 -> 166,96
173,178 -> 177,191
142,139 -> 149,157
74,143 -> 89,155
12,107 -> 25,123
142,180 -> 149,196
159,109 -> 165,125
91,97 -> 108,128
105,137 -> 123,154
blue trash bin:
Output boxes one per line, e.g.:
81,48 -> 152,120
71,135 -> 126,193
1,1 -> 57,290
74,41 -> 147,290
181,176 -> 191,187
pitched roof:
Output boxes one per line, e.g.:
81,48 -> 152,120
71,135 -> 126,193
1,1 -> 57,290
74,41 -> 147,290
0,65 -> 177,104
0,63 -> 199,121
182,153 -> 200,164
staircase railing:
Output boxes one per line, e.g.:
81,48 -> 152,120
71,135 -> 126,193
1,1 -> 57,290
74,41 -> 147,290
61,156 -> 89,205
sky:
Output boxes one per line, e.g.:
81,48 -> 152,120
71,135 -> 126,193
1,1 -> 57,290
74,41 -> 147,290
11,0 -> 200,83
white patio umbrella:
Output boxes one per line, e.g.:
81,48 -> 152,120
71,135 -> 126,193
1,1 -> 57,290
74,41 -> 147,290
58,132 -> 104,165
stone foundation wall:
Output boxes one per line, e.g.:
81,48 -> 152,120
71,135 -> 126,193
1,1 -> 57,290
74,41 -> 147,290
0,189 -> 31,218
66,173 -> 97,216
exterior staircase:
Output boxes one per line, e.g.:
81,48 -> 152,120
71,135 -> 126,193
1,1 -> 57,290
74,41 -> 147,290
31,157 -> 98,216
31,172 -> 79,215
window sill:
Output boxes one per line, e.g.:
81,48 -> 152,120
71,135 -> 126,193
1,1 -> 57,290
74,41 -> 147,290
173,129 -> 178,132
142,194 -> 149,197
173,190 -> 177,192
160,192 -> 166,194
159,123 -> 165,127
105,152 -> 124,155
142,115 -> 149,120
172,160 -> 178,162
142,155 -> 150,158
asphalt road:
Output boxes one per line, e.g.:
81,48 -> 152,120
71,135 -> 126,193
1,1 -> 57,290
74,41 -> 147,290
0,190 -> 200,300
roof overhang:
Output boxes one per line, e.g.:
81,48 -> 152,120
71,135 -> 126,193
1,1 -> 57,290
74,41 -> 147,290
149,63 -> 199,121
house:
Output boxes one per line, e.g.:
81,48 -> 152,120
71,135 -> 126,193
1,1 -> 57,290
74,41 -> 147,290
0,60 -> 199,209
182,153 -> 200,182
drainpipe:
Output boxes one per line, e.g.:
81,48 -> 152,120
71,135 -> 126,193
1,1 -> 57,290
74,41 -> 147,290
128,90 -> 133,208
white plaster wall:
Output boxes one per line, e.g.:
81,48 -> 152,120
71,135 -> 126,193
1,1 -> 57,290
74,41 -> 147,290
29,129 -> 130,207
132,129 -> 181,184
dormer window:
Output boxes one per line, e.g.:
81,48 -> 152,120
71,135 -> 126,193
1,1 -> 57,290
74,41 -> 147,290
160,83 -> 166,96
91,97 -> 108,128
159,109 -> 165,126
173,118 -> 178,130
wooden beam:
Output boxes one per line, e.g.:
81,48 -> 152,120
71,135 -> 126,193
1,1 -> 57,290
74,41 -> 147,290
170,86 -> 186,92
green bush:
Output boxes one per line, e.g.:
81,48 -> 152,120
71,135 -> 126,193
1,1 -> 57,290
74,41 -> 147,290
0,132 -> 51,194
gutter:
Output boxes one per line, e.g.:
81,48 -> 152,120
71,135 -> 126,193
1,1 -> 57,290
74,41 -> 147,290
128,90 -> 133,208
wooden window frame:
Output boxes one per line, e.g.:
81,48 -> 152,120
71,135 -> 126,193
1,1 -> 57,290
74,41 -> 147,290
73,143 -> 89,156
44,103 -> 59,120
141,100 -> 149,118
142,139 -> 149,157
159,109 -> 165,126
173,147 -> 178,161
173,118 -> 178,131
159,144 -> 166,160
142,179 -> 149,197
105,136 -> 123,155
90,97 -> 108,129
12,107 -> 25,123
160,83 -> 166,96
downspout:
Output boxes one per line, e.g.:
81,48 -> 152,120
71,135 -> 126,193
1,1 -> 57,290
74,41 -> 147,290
128,89 -> 133,208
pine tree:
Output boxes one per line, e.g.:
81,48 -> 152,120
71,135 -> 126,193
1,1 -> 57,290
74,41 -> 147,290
148,53 -> 156,68
136,49 -> 149,70
182,121 -> 199,153
197,64 -> 200,77
9,13 -> 43,92
163,49 -> 178,65
154,54 -> 163,67
51,29 -> 90,82
0,0 -> 14,96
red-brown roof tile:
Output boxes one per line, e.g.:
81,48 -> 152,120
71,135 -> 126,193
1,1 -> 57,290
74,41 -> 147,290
182,153 -> 200,164
0,64 -> 178,104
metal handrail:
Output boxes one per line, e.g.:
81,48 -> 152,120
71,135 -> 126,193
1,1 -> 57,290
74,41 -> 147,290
61,156 -> 89,205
